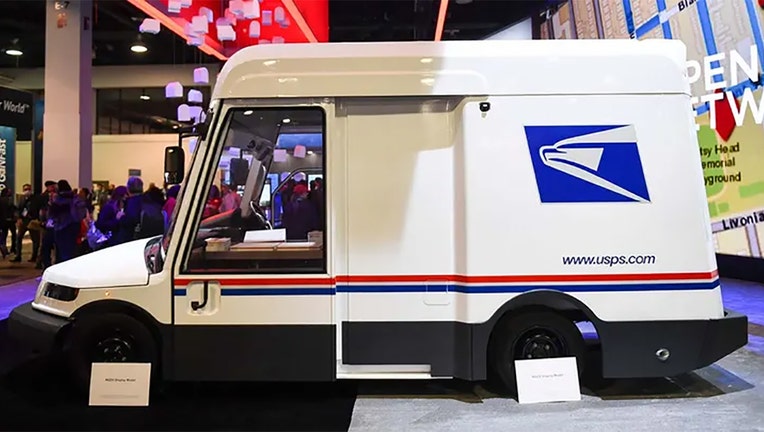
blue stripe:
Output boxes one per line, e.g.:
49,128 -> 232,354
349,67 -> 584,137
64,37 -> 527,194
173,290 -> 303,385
696,0 -> 723,83
174,280 -> 720,296
743,0 -> 764,71
635,15 -> 660,38
622,0 -> 636,38
656,0 -> 672,38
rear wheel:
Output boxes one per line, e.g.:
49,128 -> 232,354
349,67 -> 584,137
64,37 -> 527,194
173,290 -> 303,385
488,310 -> 586,395
66,312 -> 158,393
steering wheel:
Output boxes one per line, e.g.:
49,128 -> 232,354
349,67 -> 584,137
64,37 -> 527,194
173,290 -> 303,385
249,200 -> 272,229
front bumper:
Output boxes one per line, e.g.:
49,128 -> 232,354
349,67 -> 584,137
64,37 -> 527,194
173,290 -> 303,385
8,302 -> 71,356
598,309 -> 748,378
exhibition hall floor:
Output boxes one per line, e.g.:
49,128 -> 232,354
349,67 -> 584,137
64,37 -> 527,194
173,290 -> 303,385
0,278 -> 761,431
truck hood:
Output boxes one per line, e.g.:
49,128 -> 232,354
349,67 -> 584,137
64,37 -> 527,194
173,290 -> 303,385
43,238 -> 151,289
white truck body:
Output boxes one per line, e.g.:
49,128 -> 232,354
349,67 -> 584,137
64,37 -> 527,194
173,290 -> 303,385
10,40 -> 746,385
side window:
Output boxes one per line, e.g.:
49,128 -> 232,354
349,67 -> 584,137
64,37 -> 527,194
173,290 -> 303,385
184,107 -> 327,274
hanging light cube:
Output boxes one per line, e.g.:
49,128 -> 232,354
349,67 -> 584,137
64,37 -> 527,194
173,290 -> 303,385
216,24 -> 236,41
199,6 -> 214,22
165,82 -> 184,98
187,35 -> 203,46
139,18 -> 160,34
229,0 -> 245,16
262,10 -> 272,26
178,104 -> 191,122
188,89 -> 204,103
274,6 -> 285,23
223,9 -> 238,26
293,145 -> 307,159
180,0 -> 192,7
248,21 -> 261,39
167,0 -> 182,13
191,15 -> 208,34
272,36 -> 285,44
194,67 -> 209,85
189,106 -> 203,123
242,0 -> 260,19
273,149 -> 287,163
279,17 -> 290,28
259,39 -> 271,44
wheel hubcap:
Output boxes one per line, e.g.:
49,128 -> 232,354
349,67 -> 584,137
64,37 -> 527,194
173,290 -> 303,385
93,334 -> 134,362
515,328 -> 566,360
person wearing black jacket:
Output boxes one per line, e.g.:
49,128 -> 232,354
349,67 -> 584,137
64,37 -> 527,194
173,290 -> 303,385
37,180 -> 58,269
48,180 -> 86,264
12,184 -> 41,263
0,188 -> 16,258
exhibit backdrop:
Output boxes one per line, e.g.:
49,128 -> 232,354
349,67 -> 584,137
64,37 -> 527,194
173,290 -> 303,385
0,126 -> 16,193
539,0 -> 764,258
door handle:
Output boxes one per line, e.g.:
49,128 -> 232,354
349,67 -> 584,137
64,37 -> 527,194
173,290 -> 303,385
191,281 -> 210,311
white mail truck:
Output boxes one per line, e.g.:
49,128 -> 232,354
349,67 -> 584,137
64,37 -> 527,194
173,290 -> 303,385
10,40 -> 747,393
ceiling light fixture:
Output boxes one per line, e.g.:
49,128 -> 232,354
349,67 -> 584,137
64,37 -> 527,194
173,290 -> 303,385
243,110 -> 254,115
140,94 -> 150,100
282,118 -> 291,123
5,39 -> 22,56
131,35 -> 148,53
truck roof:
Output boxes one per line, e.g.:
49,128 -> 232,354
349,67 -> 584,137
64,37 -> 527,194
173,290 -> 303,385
213,39 -> 690,100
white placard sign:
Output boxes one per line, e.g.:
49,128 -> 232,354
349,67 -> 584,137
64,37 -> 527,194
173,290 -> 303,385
89,363 -> 152,406
515,357 -> 581,404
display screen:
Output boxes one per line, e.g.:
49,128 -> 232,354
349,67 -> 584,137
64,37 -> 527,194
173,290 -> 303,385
535,0 -> 764,258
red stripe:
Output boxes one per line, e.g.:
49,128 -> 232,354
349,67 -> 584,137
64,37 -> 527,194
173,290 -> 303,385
174,270 -> 718,286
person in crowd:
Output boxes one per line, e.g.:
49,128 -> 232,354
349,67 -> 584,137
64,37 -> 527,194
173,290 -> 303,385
13,184 -> 41,263
117,177 -> 165,243
309,177 -> 325,230
0,188 -> 16,258
95,186 -> 127,248
202,184 -> 222,219
219,183 -> 242,213
282,183 -> 319,240
37,180 -> 58,269
78,188 -> 95,214
48,180 -> 87,263
163,184 -> 181,218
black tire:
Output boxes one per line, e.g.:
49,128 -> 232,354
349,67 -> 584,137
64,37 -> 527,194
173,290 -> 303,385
488,310 -> 586,395
66,312 -> 159,393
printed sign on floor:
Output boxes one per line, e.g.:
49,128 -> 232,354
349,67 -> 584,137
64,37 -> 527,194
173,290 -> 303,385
89,362 -> 152,406
515,357 -> 581,404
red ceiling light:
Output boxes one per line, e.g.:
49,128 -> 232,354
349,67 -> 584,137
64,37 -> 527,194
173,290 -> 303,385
434,0 -> 450,41
126,0 -> 328,60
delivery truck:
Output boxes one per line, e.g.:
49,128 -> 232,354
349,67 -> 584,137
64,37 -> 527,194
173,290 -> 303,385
9,39 -> 747,394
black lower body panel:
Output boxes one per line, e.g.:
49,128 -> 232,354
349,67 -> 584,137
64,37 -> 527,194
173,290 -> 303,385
7,302 -> 70,356
597,310 -> 748,378
171,324 -> 336,382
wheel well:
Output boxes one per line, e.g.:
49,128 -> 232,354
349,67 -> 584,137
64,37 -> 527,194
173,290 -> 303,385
71,300 -> 164,349
483,290 -> 602,368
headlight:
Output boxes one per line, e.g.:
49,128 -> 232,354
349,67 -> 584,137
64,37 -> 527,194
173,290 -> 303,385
42,283 -> 79,302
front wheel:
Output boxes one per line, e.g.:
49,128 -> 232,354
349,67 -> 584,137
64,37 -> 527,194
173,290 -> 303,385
488,310 -> 586,395
66,312 -> 159,393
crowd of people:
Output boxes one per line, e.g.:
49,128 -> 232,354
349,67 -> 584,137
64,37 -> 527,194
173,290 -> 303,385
0,176 -> 172,269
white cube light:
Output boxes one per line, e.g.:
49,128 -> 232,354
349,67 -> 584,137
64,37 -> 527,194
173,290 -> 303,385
293,145 -> 307,159
223,8 -> 238,26
279,17 -> 290,28
194,67 -> 209,84
139,18 -> 161,34
274,6 -> 285,23
249,21 -> 261,39
242,0 -> 260,19
189,106 -> 203,122
272,36 -> 285,44
216,24 -> 236,41
187,35 -> 203,46
167,0 -> 182,13
273,149 -> 287,163
180,0 -> 192,7
199,6 -> 214,22
188,89 -> 204,103
229,0 -> 245,16
259,39 -> 270,44
178,104 -> 191,122
166,82 -> 184,98
262,10 -> 272,26
191,15 -> 208,34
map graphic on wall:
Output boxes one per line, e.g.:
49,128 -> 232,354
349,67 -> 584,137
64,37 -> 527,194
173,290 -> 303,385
539,0 -> 764,259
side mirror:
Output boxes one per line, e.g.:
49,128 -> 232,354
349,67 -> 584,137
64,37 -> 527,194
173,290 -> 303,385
164,146 -> 185,185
